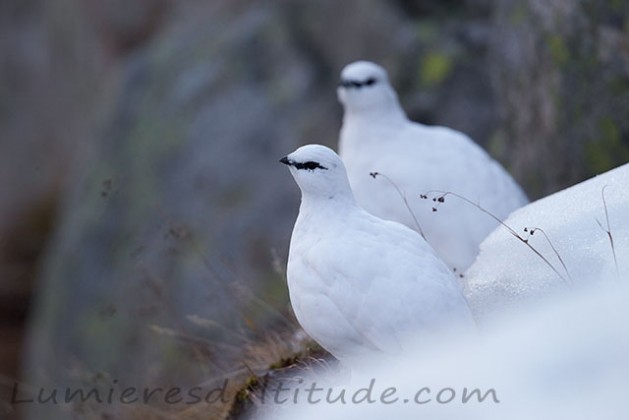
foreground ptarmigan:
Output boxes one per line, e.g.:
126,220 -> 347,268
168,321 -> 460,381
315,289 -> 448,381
338,61 -> 528,272
280,144 -> 475,364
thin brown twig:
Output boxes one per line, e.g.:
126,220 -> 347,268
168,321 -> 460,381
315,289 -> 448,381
422,190 -> 570,285
370,172 -> 426,240
524,227 -> 572,283
595,185 -> 619,279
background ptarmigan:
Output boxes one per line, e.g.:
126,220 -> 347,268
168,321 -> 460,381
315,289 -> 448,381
280,144 -> 475,364
338,60 -> 528,272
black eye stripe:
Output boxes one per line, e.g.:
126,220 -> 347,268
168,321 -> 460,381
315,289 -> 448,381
340,77 -> 378,89
294,161 -> 328,171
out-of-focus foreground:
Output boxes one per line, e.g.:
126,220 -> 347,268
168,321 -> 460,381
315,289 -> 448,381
0,0 -> 627,419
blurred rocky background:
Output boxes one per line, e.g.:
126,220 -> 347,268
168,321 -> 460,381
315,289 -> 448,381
0,0 -> 627,418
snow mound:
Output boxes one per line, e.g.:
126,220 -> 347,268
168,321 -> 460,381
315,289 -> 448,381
465,163 -> 629,320
260,281 -> 629,420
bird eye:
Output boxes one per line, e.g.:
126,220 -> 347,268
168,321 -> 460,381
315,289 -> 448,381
304,161 -> 322,170
294,161 -> 328,171
364,77 -> 376,86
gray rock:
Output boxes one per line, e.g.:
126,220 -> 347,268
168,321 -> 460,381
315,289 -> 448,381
489,0 -> 629,196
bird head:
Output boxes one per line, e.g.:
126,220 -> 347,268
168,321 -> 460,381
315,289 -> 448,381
280,145 -> 354,201
337,61 -> 400,117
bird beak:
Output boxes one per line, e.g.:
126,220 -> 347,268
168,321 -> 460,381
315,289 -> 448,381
279,156 -> 291,166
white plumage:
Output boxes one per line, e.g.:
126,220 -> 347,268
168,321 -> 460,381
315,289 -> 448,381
338,61 -> 528,271
280,144 -> 475,364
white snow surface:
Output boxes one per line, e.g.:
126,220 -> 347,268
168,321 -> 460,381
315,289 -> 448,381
465,163 -> 629,321
337,60 -> 528,272
281,144 -> 475,365
259,281 -> 629,420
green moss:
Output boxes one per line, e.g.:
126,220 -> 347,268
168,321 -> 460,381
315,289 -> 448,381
414,21 -> 439,43
547,35 -> 570,66
585,117 -> 629,173
610,0 -> 626,12
269,355 -> 299,370
509,3 -> 529,25
608,76 -> 629,96
228,374 -> 261,419
420,52 -> 453,87
234,375 -> 259,402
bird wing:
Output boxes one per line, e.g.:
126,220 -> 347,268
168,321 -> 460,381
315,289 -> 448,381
306,215 -> 474,354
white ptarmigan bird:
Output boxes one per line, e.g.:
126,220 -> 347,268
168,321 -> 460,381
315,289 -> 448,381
280,144 -> 475,364
338,61 -> 528,272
